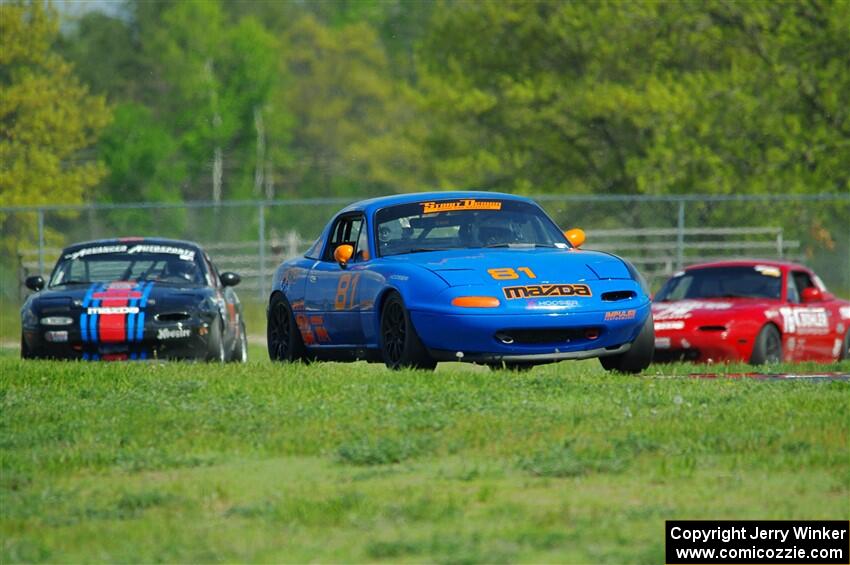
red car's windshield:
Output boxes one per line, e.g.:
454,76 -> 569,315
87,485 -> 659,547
655,266 -> 783,301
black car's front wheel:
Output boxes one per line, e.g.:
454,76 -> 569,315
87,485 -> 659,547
380,293 -> 436,371
206,317 -> 226,362
20,333 -> 35,360
229,320 -> 248,363
267,293 -> 306,363
600,316 -> 654,374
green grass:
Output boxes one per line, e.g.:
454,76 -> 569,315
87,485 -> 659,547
1,356 -> 849,563
0,300 -> 20,343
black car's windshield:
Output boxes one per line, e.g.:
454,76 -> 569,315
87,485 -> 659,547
654,265 -> 783,301
375,199 -> 568,257
49,243 -> 207,287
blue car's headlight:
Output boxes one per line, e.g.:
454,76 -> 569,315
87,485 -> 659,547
623,261 -> 650,296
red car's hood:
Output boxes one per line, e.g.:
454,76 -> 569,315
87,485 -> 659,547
652,298 -> 776,324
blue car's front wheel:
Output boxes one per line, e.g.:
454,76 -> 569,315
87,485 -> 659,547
599,316 -> 654,374
380,293 -> 436,371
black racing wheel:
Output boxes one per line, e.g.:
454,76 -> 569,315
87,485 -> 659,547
267,293 -> 306,363
839,329 -> 849,361
20,333 -> 35,359
750,324 -> 782,365
229,320 -> 248,363
380,293 -> 436,370
600,316 -> 655,374
206,316 -> 226,362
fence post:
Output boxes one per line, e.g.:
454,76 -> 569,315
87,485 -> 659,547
776,229 -> 783,258
258,202 -> 266,301
37,208 -> 45,275
676,200 -> 685,270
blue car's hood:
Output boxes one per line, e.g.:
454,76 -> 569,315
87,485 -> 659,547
383,248 -> 631,286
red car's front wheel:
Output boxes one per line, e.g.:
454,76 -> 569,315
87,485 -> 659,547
750,324 -> 782,364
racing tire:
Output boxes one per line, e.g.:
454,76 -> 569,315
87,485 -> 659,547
749,324 -> 782,365
839,329 -> 850,361
206,317 -> 226,363
229,320 -> 248,363
599,316 -> 654,374
21,333 -> 35,360
380,293 -> 436,371
487,362 -> 534,372
267,293 -> 307,363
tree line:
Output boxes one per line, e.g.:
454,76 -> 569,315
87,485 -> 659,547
3,0 -> 848,212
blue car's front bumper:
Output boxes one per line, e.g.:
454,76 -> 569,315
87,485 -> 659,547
410,304 -> 650,363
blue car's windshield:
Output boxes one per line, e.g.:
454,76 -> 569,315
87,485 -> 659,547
375,199 -> 568,257
49,244 -> 207,287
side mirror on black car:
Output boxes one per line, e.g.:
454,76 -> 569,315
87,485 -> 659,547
220,272 -> 241,287
25,275 -> 45,292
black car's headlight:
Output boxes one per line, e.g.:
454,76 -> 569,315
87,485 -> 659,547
21,306 -> 38,327
40,316 -> 73,326
624,260 -> 650,296
197,296 -> 220,318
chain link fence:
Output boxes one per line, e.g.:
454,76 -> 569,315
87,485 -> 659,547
2,193 -> 848,303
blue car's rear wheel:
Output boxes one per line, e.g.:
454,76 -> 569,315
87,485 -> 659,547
380,293 -> 436,370
268,293 -> 306,363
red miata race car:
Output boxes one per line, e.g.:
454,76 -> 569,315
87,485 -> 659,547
652,260 -> 850,364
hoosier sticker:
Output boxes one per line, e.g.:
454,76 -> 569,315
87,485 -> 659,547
503,283 -> 592,299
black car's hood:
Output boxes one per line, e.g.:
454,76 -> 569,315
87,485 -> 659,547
29,281 -> 214,313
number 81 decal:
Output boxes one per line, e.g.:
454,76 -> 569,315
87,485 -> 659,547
335,273 -> 361,310
487,267 -> 537,280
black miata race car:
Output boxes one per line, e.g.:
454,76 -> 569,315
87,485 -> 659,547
20,237 -> 248,362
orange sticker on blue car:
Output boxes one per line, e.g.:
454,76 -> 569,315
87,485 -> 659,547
604,309 -> 636,321
421,199 -> 502,214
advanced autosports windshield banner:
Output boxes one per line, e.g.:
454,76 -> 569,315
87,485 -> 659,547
666,520 -> 849,564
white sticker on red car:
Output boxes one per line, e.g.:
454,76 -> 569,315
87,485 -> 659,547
652,301 -> 732,320
778,307 -> 829,335
654,321 -> 685,331
754,265 -> 781,277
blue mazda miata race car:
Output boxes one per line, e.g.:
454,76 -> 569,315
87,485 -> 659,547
267,191 -> 654,372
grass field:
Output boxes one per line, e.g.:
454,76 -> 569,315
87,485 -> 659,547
2,349 -> 848,563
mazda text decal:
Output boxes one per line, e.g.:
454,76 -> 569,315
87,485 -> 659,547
87,306 -> 140,315
503,283 -> 592,299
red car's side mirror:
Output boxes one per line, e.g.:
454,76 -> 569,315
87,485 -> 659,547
800,287 -> 823,303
